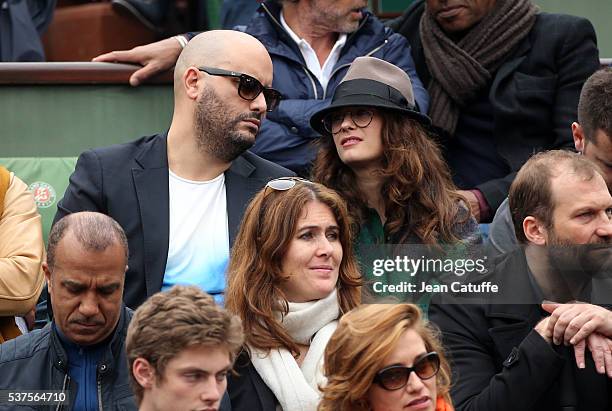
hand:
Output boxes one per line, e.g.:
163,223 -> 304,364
92,37 -> 183,86
457,190 -> 481,222
572,333 -> 612,377
534,316 -> 553,344
542,302 -> 612,345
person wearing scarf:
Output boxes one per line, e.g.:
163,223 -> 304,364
251,290 -> 340,411
225,179 -> 362,411
388,0 -> 599,222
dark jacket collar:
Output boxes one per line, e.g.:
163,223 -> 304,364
134,131 -> 168,170
483,250 -> 545,355
131,133 -> 261,294
248,1 -> 381,67
50,305 -> 131,373
133,131 -> 257,178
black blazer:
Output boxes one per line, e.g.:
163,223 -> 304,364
389,2 -> 600,210
228,351 -> 277,411
54,133 -> 294,308
429,251 -> 612,411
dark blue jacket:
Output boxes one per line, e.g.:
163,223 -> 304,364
0,306 -> 136,410
0,305 -> 233,410
244,1 -> 429,175
58,326 -> 107,411
53,133 -> 293,309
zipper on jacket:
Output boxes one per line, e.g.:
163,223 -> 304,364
302,67 -> 319,99
56,374 -> 69,411
261,2 -> 387,101
97,378 -> 103,411
261,3 -> 283,32
364,40 -> 388,58
261,2 -> 322,98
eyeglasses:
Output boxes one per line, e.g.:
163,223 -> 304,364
198,67 -> 282,112
322,108 -> 374,134
264,177 -> 312,195
373,352 -> 440,391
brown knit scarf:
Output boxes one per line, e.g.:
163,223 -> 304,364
420,0 -> 538,135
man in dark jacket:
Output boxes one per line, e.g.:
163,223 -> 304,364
93,0 -> 427,176
429,151 -> 612,411
0,212 -> 137,410
488,67 -> 612,256
55,31 -> 292,310
389,0 -> 600,222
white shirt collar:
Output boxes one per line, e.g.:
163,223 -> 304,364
280,11 -> 347,91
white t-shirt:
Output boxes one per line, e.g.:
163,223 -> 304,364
163,170 -> 229,303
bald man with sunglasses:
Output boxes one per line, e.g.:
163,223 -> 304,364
94,0 -> 427,177
53,31 -> 294,310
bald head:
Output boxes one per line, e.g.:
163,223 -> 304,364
174,30 -> 273,91
170,30 -> 274,159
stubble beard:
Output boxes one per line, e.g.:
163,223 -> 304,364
194,88 -> 259,163
547,228 -> 612,291
311,0 -> 362,34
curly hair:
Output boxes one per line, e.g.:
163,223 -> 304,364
319,304 -> 452,411
312,111 -> 467,244
225,181 -> 362,358
126,285 -> 244,405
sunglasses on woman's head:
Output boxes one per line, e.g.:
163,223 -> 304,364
322,108 -> 374,134
198,67 -> 283,112
264,177 -> 313,195
373,352 -> 440,391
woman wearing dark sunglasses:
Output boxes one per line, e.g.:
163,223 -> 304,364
310,57 -> 479,247
319,304 -> 453,411
225,178 -> 362,411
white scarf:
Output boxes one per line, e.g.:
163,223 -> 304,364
250,290 -> 340,411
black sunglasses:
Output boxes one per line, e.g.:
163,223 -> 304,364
198,67 -> 282,112
322,108 -> 375,134
373,352 -> 440,391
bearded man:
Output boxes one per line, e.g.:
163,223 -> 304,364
54,31 -> 293,309
94,0 -> 428,177
430,150 -> 612,410
389,0 -> 600,222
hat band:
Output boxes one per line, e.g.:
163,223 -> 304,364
332,79 -> 415,110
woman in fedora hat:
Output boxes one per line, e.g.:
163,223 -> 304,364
310,56 -> 479,248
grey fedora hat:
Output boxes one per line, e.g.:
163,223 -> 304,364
310,56 -> 431,135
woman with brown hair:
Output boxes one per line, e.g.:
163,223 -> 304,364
319,303 -> 453,411
310,56 -> 479,247
225,178 -> 361,411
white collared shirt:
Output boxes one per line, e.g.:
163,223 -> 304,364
280,11 -> 347,91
